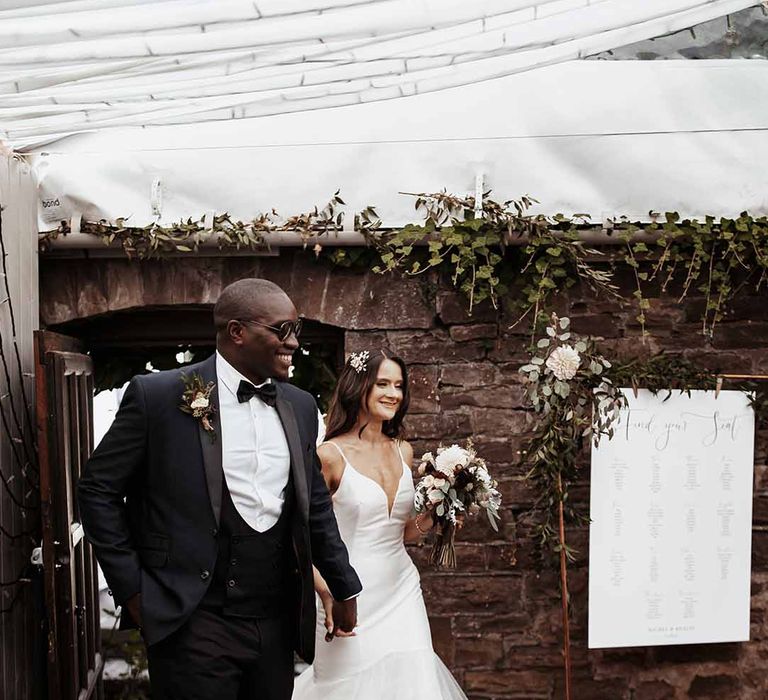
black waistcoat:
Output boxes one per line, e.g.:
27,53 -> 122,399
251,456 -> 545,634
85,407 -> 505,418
201,475 -> 295,618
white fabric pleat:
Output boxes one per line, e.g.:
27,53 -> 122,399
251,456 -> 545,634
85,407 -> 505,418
0,0 -> 755,149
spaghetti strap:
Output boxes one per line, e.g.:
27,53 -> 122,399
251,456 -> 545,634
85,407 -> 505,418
325,441 -> 349,463
394,440 -> 406,464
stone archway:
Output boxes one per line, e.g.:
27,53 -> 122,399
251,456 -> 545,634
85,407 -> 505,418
39,252 -> 434,331
39,250 -> 435,403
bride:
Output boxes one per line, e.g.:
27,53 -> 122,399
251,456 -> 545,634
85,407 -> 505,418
292,349 -> 467,699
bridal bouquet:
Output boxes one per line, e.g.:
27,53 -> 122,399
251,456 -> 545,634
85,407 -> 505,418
414,442 -> 501,568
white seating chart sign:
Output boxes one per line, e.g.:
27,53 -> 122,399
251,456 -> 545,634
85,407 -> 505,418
588,389 -> 755,649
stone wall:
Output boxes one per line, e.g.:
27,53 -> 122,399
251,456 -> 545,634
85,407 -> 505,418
40,250 -> 768,700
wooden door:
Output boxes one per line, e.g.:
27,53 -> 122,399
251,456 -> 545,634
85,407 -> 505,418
35,331 -> 103,700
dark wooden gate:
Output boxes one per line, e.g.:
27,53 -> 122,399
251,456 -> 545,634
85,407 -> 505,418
35,331 -> 103,700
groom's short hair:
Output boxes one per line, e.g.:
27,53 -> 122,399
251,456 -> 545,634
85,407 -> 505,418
213,278 -> 287,330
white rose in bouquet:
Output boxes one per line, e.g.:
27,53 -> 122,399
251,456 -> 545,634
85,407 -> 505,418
435,444 -> 470,476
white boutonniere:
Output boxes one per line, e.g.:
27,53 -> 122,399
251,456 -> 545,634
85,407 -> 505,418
179,372 -> 217,442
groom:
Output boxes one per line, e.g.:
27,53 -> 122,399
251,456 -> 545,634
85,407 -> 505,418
78,278 -> 362,699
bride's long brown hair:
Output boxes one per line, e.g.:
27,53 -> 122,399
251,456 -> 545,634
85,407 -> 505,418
325,349 -> 409,441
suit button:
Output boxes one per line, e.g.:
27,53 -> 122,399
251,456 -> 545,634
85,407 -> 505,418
200,570 -> 210,581
230,558 -> 238,566
228,579 -> 236,588
232,536 -> 241,545
211,528 -> 218,537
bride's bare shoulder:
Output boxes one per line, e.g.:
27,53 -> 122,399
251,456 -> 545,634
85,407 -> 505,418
317,440 -> 344,464
398,439 -> 414,467
317,440 -> 347,489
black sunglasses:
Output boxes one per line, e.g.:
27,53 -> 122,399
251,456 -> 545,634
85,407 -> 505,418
238,317 -> 303,342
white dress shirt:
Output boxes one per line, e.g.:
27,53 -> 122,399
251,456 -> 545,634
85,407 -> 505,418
216,351 -> 291,532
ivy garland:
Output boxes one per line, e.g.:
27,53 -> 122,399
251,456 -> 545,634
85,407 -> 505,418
39,190 -> 768,340
39,192 -> 378,259
371,192 -> 768,338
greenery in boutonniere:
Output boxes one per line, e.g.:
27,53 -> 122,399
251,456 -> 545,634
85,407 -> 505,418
179,372 -> 217,442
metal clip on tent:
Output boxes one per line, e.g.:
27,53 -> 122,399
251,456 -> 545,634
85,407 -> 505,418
474,172 -> 484,219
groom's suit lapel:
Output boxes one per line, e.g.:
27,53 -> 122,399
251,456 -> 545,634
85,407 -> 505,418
196,354 -> 224,527
195,355 -> 309,526
275,385 -> 310,521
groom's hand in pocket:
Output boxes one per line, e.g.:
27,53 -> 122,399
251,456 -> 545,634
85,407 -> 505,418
123,593 -> 143,630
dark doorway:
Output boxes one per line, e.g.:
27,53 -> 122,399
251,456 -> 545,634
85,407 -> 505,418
47,305 -> 345,411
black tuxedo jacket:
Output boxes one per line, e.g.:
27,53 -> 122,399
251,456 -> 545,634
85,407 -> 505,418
78,354 -> 361,660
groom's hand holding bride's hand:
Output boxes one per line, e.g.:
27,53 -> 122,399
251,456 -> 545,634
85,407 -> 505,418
320,592 -> 358,642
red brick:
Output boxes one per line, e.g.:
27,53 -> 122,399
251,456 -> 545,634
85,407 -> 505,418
568,313 -> 624,338
688,673 -> 742,698
752,529 -> 768,570
440,362 -> 498,387
429,615 -> 455,666
437,292 -> 498,325
317,265 -> 434,330
406,412 -> 472,440
712,322 -> 768,350
407,364 -> 440,414
421,574 -> 524,615
463,669 -> 553,697
343,330 -> 388,354
654,643 -> 741,664
388,330 -> 487,363
440,385 -> 527,411
469,408 -> 533,437
484,544 -> 518,571
559,676 -> 631,700
454,634 -> 505,668
634,680 -> 676,700
449,323 -> 499,342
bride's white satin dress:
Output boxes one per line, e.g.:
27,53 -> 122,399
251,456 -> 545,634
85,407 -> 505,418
292,442 -> 467,699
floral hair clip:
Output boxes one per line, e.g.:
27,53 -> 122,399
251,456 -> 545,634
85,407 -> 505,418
349,350 -> 369,374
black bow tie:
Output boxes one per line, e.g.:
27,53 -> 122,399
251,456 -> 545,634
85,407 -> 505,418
236,380 -> 277,407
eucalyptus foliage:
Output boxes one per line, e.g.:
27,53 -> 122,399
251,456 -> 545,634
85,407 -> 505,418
519,315 -> 625,559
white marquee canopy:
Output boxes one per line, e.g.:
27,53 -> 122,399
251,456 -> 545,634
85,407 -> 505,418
0,1 -> 764,231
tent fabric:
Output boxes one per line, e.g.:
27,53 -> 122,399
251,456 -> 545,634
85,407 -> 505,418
0,0 -> 757,150
29,59 -> 768,231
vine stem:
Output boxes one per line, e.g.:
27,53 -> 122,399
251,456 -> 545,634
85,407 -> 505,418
558,471 -> 573,700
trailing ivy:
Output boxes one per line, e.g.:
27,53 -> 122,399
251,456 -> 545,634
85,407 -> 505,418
40,193 -> 352,259
39,190 -> 768,340
611,211 -> 768,337
369,192 -> 619,327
